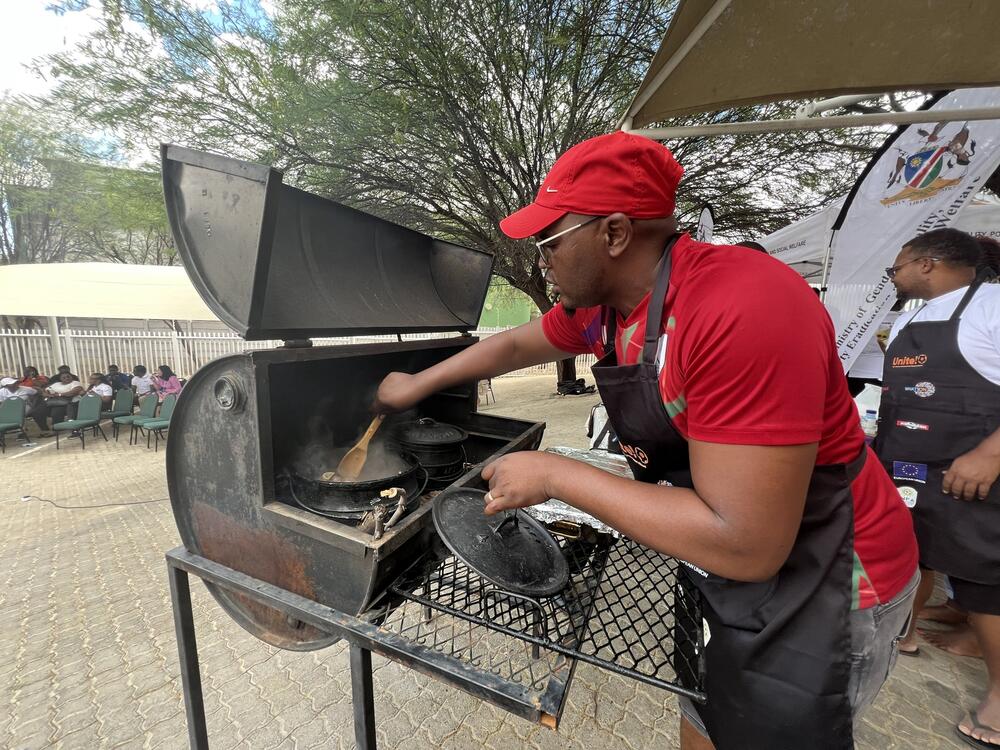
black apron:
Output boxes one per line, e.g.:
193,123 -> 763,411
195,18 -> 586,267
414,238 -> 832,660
591,237 -> 857,750
875,282 -> 1000,584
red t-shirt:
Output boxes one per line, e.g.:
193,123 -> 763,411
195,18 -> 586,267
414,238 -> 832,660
542,234 -> 917,608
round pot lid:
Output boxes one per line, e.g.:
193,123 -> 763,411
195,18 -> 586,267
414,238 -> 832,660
432,488 -> 569,598
396,418 -> 467,447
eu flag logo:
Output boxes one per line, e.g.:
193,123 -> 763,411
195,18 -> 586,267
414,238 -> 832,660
892,461 -> 928,484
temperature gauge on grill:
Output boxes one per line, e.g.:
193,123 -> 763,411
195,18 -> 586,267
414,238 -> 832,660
213,375 -> 244,412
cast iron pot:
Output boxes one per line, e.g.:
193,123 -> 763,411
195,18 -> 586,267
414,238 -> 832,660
394,418 -> 468,487
282,450 -> 426,522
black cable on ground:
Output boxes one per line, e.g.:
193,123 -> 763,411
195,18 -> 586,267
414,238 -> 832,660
8,495 -> 169,510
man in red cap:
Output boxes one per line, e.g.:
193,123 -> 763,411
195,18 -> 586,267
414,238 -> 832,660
375,131 -> 919,750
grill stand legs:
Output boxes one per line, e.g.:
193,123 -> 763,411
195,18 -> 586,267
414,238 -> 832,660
168,564 -> 209,750
350,645 -> 377,749
167,554 -> 380,750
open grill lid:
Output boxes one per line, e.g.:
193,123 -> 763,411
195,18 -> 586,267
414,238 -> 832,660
161,144 -> 495,340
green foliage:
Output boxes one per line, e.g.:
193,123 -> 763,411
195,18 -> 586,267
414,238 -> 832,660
36,0 -> 885,311
0,97 -> 175,266
0,98 -> 80,264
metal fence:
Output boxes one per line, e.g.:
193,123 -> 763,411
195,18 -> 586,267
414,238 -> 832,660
0,327 -> 597,380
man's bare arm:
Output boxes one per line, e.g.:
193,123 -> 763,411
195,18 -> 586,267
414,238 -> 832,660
488,440 -> 817,582
375,318 -> 572,412
943,425 -> 1000,500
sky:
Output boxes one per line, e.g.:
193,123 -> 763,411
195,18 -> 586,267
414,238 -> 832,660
0,0 -> 275,100
0,1 -> 105,99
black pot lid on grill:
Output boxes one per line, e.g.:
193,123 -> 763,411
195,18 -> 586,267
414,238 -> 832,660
432,488 -> 569,598
396,418 -> 467,447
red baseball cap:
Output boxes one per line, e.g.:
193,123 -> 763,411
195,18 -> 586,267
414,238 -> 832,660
499,130 -> 684,239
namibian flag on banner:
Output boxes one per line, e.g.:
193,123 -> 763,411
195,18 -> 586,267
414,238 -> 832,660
903,147 -> 947,189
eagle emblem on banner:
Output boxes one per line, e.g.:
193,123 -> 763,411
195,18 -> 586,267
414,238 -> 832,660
881,121 -> 977,205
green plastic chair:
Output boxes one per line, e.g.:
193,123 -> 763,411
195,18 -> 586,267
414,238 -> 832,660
0,398 -> 27,454
114,394 -> 157,443
53,395 -> 107,450
139,394 -> 177,451
101,388 -> 134,421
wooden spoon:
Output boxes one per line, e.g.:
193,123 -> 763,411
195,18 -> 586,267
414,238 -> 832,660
334,414 -> 386,481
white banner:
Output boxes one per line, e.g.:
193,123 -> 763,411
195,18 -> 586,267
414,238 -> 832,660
762,196 -> 844,266
696,204 -> 714,243
828,87 -> 1000,371
763,197 -> 1000,273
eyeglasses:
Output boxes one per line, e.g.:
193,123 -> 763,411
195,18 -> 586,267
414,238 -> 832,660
535,216 -> 601,263
885,256 -> 940,279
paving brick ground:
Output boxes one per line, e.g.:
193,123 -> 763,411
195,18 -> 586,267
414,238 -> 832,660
0,375 -> 988,749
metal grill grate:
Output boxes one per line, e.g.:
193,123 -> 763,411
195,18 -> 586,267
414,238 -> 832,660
382,534 -> 706,701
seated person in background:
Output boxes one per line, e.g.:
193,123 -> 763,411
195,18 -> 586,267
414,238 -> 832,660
0,377 -> 50,435
43,372 -> 84,423
131,365 -> 154,399
83,373 -> 114,408
47,364 -> 78,384
16,366 -> 51,432
150,365 -> 182,402
19,366 -> 49,390
106,364 -> 131,392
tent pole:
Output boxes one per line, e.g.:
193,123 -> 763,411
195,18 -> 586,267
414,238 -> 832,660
818,231 -> 836,302
630,106 -> 1000,138
47,316 -> 63,371
619,0 -> 733,130
794,94 -> 882,119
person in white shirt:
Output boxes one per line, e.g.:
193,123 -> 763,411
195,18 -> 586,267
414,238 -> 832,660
131,365 -> 155,398
0,377 -> 49,433
876,227 -> 1000,746
43,372 -> 84,423
83,373 -> 114,408
0,377 -> 37,403
887,268 -> 1000,386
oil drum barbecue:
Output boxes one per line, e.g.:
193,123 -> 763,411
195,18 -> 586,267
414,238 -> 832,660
160,145 -> 706,749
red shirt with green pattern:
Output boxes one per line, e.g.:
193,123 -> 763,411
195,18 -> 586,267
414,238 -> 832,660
541,234 -> 918,609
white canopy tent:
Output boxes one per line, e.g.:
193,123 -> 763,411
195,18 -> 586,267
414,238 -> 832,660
757,195 -> 1000,378
621,0 -> 1000,138
762,196 -> 1000,280
0,262 -> 217,320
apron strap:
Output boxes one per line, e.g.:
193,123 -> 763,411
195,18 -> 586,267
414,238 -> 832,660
641,234 -> 680,365
949,281 -> 982,321
602,306 -> 617,357
845,445 -> 868,482
900,281 -> 981,329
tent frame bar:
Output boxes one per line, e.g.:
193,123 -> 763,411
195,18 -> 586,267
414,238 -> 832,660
626,106 -> 1000,138
619,0 -> 733,130
794,94 -> 883,119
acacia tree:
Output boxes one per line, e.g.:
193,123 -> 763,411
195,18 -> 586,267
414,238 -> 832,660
0,99 -> 81,266
1,97 -> 176,268
40,0 -> 882,377
60,162 -> 178,266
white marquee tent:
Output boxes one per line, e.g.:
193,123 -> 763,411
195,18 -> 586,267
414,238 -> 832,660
0,262 -> 217,321
761,196 -> 1000,280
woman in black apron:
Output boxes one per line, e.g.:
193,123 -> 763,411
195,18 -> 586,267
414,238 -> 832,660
875,280 -> 1000,746
876,281 -> 1000,584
